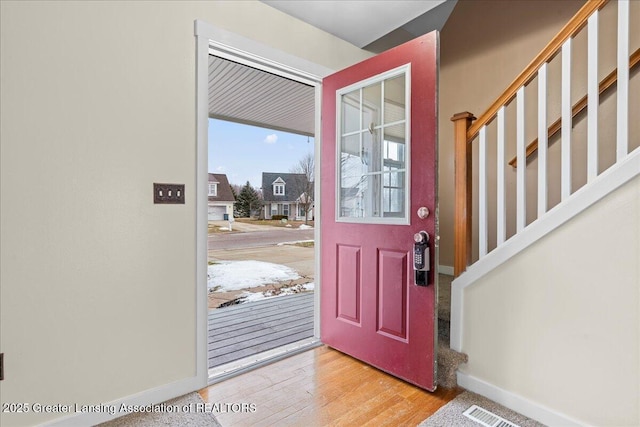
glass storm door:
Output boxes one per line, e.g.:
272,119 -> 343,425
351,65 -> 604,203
320,32 -> 439,390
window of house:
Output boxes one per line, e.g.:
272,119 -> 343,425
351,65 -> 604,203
273,184 -> 284,195
283,204 -> 289,217
299,206 -> 306,217
208,183 -> 218,196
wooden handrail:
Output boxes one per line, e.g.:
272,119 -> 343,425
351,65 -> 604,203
510,48 -> 640,168
466,0 -> 609,142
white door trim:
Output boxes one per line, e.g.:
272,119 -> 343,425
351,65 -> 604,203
195,20 -> 333,83
195,19 -> 332,385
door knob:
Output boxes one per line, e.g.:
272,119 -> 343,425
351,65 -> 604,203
417,207 -> 429,219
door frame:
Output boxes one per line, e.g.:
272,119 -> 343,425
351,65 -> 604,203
194,20 -> 332,384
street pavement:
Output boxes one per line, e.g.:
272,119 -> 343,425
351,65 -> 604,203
209,226 -> 314,250
210,220 -> 277,232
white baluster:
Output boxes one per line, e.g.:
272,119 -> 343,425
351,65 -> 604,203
497,106 -> 506,246
479,125 -> 488,258
561,39 -> 572,201
517,87 -> 526,232
617,0 -> 629,161
538,63 -> 548,217
587,11 -> 599,182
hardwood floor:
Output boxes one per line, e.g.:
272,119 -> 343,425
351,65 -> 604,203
199,345 -> 461,427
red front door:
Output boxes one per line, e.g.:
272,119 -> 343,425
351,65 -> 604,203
321,32 -> 438,390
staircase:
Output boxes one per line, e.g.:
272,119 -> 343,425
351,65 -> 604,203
445,0 -> 639,424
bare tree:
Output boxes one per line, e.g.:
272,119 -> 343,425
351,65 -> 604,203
290,153 -> 314,224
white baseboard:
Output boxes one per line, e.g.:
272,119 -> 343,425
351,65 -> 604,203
43,376 -> 202,426
457,371 -> 589,427
438,265 -> 454,276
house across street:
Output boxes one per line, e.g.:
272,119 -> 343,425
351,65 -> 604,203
207,173 -> 235,220
262,172 -> 313,221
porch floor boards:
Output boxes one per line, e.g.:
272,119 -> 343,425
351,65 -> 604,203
200,345 -> 462,427
208,292 -> 314,368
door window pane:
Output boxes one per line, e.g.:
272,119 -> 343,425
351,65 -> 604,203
382,172 -> 405,217
362,128 -> 382,174
384,74 -> 406,125
337,67 -> 409,223
383,124 -> 406,170
341,90 -> 360,134
362,82 -> 382,130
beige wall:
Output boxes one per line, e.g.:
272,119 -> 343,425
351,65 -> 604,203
2,0 -> 636,424
0,1 -> 370,425
459,174 -> 640,426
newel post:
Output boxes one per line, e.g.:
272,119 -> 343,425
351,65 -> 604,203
451,112 -> 476,277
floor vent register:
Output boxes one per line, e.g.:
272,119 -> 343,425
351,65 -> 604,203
463,405 -> 521,427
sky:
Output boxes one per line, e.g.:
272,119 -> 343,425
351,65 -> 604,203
208,118 -> 315,189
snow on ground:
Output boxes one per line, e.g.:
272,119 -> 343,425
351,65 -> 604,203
298,224 -> 313,229
208,260 -> 300,291
277,239 -> 314,246
241,283 -> 314,302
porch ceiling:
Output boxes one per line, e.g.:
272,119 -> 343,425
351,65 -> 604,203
208,55 -> 315,136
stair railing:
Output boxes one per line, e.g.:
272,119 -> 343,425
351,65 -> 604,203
509,48 -> 639,168
451,0 -> 635,276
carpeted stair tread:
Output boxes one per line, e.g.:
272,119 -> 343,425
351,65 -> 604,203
437,340 -> 467,389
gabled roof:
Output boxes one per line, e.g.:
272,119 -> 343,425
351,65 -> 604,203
208,173 -> 235,203
262,172 -> 311,202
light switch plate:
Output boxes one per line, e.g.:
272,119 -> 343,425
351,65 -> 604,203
153,183 -> 185,204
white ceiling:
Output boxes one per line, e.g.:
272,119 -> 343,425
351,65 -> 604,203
210,1 -> 457,136
261,0 -> 453,49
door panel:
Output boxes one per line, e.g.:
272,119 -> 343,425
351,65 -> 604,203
377,249 -> 408,341
321,32 -> 438,390
336,244 -> 361,324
